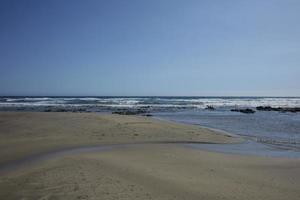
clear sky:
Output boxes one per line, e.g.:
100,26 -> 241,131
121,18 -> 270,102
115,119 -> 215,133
0,0 -> 299,96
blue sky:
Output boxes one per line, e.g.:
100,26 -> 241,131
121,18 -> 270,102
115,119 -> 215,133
0,0 -> 299,96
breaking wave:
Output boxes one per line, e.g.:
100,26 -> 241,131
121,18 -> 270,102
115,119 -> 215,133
1,97 -> 300,110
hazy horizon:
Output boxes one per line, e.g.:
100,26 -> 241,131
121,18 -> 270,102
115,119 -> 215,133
1,0 -> 299,96
1,95 -> 300,98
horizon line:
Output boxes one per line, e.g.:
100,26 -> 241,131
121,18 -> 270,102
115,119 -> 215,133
1,95 -> 300,98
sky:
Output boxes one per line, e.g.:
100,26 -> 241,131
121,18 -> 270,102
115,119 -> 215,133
0,0 -> 299,96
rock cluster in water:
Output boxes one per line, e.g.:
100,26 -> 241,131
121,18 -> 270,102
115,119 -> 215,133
256,106 -> 300,113
112,109 -> 151,116
231,108 -> 256,114
229,106 -> 300,114
205,105 -> 215,110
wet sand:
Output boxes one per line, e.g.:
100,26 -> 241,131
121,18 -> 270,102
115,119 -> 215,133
0,112 -> 299,199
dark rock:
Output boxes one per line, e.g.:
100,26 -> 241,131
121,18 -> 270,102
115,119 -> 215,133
56,108 -> 68,112
112,109 -> 148,115
256,106 -> 300,113
140,106 -> 151,109
231,108 -> 255,114
71,108 -> 86,113
142,114 -> 153,117
256,106 -> 273,111
205,105 -> 215,110
287,107 -> 300,113
44,107 -> 69,112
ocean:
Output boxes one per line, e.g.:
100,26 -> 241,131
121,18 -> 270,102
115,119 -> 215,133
1,96 -> 300,157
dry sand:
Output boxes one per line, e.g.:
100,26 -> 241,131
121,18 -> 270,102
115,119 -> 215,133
0,112 -> 299,200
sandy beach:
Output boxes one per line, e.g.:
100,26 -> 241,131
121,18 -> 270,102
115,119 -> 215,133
0,112 -> 299,200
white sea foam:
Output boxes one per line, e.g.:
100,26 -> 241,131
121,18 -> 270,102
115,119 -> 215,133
1,97 -> 300,109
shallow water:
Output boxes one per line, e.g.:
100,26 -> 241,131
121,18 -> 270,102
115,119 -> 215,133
0,142 -> 216,175
1,141 -> 300,176
186,140 -> 300,158
154,110 -> 300,143
0,145 -> 119,175
153,109 -> 300,157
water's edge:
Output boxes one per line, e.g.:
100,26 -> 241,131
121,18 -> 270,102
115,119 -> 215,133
1,139 -> 300,176
0,141 -> 219,175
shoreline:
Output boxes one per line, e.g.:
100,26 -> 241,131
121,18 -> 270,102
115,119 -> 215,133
0,141 -> 240,176
0,112 -> 238,165
0,112 -> 300,200
152,115 -> 241,139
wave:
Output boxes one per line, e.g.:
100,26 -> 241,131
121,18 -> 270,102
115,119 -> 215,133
1,97 -> 300,109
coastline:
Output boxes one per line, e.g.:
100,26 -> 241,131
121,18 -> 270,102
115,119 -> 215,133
152,115 -> 241,139
0,112 -> 299,199
0,112 -> 237,165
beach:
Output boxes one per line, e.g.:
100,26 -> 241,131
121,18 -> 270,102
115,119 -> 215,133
0,112 -> 299,199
